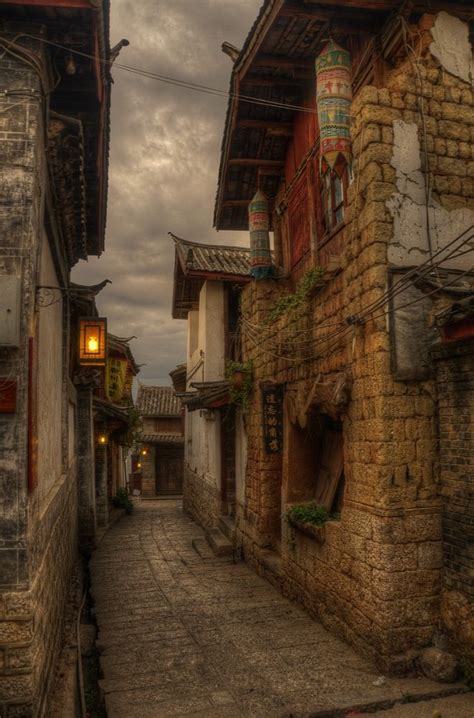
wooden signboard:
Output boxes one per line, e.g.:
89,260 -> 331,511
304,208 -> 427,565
262,384 -> 284,454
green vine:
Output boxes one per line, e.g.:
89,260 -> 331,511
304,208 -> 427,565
285,503 -> 329,526
266,266 -> 324,325
225,359 -> 253,414
124,406 -> 143,449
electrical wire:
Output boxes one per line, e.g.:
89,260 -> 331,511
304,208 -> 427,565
241,256 -> 474,361
8,32 -> 319,116
241,226 -> 474,339
0,96 -> 31,114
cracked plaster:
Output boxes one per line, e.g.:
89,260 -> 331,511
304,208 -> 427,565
430,11 -> 473,85
386,120 -> 474,270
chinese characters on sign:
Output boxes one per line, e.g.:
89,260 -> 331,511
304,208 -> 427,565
262,384 -> 283,454
105,358 -> 127,403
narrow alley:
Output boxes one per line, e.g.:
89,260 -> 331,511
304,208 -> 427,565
90,502 -> 469,718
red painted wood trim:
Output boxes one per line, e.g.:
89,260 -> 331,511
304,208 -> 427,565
0,380 -> 17,413
0,0 -> 91,8
441,319 -> 474,343
28,337 -> 38,492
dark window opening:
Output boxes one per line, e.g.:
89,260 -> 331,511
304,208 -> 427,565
320,156 -> 350,235
285,411 -> 345,515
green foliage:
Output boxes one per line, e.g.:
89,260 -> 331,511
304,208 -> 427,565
112,487 -> 133,514
124,406 -> 143,449
286,502 -> 329,526
225,359 -> 254,414
266,266 -> 324,324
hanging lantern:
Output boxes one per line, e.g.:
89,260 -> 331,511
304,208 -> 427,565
97,433 -> 108,446
78,317 -> 107,366
141,447 -> 148,456
249,190 -> 273,280
315,41 -> 352,170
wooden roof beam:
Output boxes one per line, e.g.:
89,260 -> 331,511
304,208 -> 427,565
228,158 -> 284,168
302,0 -> 396,9
237,119 -> 293,135
241,77 -> 307,88
252,55 -> 313,70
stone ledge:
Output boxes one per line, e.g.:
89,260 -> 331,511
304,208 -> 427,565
287,515 -> 327,543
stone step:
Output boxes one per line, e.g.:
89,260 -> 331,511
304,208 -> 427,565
191,537 -> 214,559
218,515 -> 236,542
206,527 -> 234,557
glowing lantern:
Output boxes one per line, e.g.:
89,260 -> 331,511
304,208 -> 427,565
97,433 -> 108,446
141,448 -> 148,456
79,317 -> 107,366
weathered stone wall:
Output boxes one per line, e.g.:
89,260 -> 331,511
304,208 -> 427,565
183,465 -> 220,530
0,39 -> 80,715
238,14 -> 473,673
433,339 -> 474,657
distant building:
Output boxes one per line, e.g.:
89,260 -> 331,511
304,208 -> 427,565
171,234 -> 250,531
135,385 -> 184,497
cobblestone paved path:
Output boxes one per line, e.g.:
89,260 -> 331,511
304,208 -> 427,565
90,501 -> 470,717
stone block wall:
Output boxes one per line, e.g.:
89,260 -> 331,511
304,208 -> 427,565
0,38 -> 81,715
433,339 -> 474,657
183,466 -> 220,531
238,14 -> 473,672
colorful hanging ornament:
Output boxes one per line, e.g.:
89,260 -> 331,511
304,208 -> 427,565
248,190 -> 273,280
316,41 -> 352,170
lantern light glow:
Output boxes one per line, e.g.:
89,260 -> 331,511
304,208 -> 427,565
79,317 -> 107,366
97,433 -> 108,446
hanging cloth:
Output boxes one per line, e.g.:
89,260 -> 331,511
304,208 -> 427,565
315,41 -> 352,170
249,190 -> 273,280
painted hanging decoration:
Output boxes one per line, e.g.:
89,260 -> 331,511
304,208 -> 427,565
249,190 -> 273,280
315,41 -> 352,170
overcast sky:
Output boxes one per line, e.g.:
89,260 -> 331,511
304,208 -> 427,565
72,0 -> 261,385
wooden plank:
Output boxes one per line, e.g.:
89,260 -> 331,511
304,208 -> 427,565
302,0 -> 396,9
228,158 -> 284,167
314,430 -> 343,509
237,119 -> 293,135
252,54 -> 313,70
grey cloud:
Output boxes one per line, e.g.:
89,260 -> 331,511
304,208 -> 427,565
73,0 -> 259,384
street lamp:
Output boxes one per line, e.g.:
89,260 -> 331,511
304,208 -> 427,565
78,317 -> 107,366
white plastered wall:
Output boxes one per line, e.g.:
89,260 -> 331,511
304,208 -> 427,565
184,282 -> 225,489
37,234 -> 64,506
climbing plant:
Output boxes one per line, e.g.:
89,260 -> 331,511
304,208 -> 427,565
225,359 -> 254,414
266,266 -> 324,325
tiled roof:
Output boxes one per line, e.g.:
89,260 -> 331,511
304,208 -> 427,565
140,433 -> 184,445
177,381 -> 230,412
171,234 -> 250,277
136,385 -> 182,417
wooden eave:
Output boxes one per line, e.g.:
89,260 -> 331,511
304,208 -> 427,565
1,0 -> 111,257
214,0 -> 473,231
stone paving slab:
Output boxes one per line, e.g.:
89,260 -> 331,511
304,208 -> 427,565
90,501 -> 470,717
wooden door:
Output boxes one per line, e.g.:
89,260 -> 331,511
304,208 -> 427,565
155,445 -> 183,495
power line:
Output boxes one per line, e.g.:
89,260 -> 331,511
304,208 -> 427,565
241,257 -> 474,360
12,32 -> 318,115
241,227 -> 474,341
